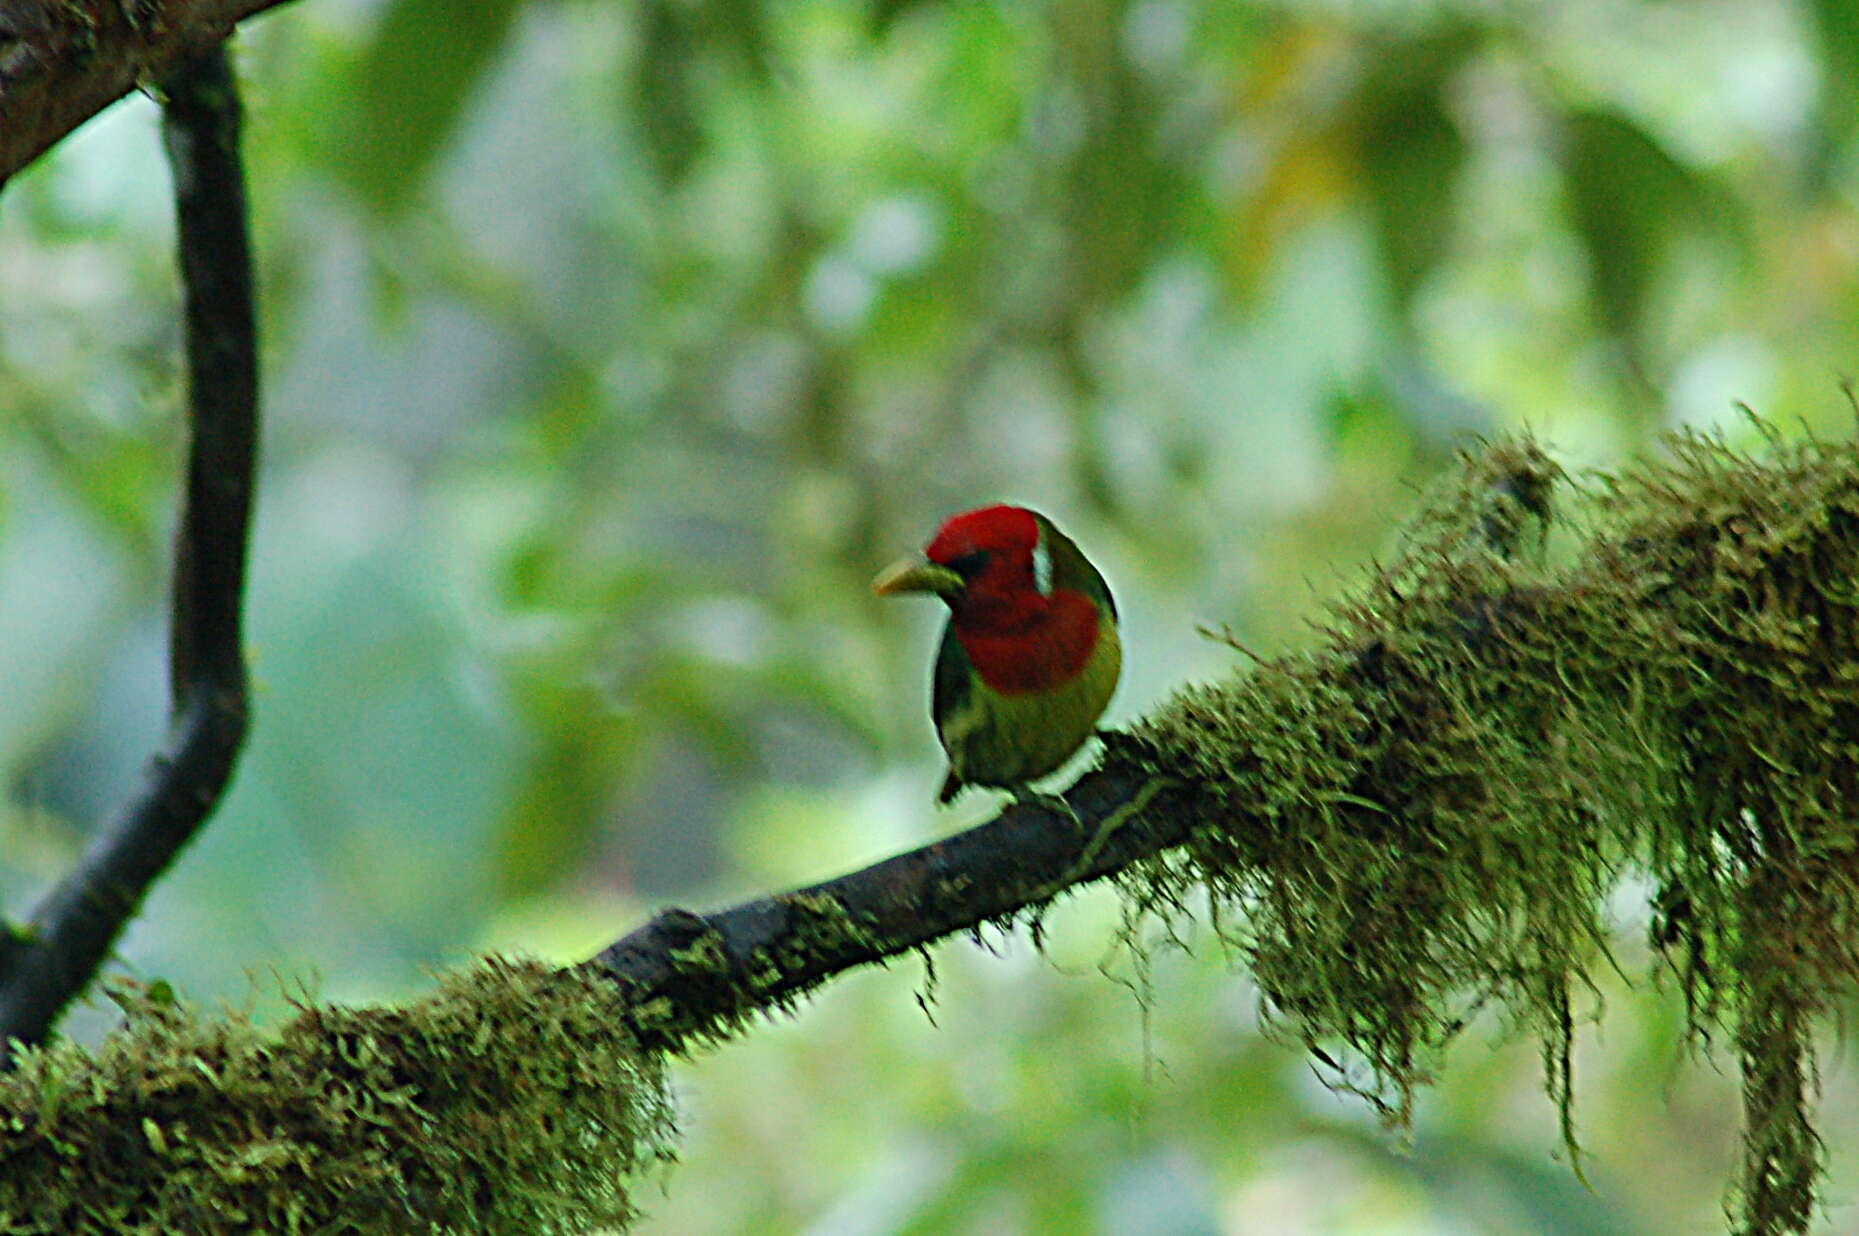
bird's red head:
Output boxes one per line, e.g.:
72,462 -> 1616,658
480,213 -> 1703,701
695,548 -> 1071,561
875,502 -> 1113,696
923,504 -> 1043,601
872,503 -> 1055,630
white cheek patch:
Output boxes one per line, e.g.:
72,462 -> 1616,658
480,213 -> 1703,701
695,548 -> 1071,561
1031,534 -> 1053,596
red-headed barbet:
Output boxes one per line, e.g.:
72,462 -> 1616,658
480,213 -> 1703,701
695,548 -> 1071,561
874,505 -> 1120,805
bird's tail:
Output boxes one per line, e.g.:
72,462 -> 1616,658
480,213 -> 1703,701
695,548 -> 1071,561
937,769 -> 963,804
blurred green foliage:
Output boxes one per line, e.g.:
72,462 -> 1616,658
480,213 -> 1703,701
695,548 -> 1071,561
6,0 -> 1859,1230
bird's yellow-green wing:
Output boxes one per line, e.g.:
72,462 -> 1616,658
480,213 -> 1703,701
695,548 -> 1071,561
1036,515 -> 1116,618
932,622 -> 977,802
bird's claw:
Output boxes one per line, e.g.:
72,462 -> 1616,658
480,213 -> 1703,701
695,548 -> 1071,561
1011,786 -> 1083,827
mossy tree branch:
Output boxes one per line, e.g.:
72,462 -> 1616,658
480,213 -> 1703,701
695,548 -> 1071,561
0,44 -> 258,1052
583,428 -> 1859,1236
584,442 -> 1567,1057
2,431 -> 1856,1236
0,0 -> 290,190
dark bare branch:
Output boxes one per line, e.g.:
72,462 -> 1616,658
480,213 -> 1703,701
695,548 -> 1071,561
589,745 -> 1187,1053
0,44 -> 258,1051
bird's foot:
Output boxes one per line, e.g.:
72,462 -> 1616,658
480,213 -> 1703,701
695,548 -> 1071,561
1011,785 -> 1082,827
1056,776 -> 1171,887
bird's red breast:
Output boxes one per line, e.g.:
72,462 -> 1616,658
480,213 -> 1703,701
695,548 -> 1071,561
949,596 -> 1101,694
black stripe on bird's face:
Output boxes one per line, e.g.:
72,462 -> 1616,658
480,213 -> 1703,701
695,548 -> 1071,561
943,549 -> 991,582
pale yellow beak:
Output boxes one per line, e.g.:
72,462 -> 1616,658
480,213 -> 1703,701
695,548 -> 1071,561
872,556 -> 965,598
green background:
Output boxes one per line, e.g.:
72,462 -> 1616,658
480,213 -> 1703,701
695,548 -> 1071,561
6,0 -> 1859,1231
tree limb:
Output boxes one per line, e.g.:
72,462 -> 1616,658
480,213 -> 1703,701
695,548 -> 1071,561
0,0 -> 290,189
590,749 -> 1185,1052
0,44 -> 258,1051
584,445 -> 1572,1054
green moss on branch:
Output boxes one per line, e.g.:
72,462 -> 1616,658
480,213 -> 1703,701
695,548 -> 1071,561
0,958 -> 676,1235
1132,429 -> 1859,1235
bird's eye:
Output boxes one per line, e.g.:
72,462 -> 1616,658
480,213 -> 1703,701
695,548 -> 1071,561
945,550 -> 991,580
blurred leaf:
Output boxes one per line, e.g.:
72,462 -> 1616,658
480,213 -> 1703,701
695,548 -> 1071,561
325,0 -> 522,213
638,658 -> 758,769
1561,108 -> 1727,359
1224,22 -> 1353,299
1227,129 -> 1351,300
1352,28 -> 1478,312
498,688 -> 638,898
1401,1132 -> 1656,1236
635,2 -> 705,184
707,0 -> 778,80
1808,0 -> 1859,147
869,0 -> 935,36
16,414 -> 168,556
1056,1 -> 1193,307
629,0 -> 779,183
1379,350 -> 1495,447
